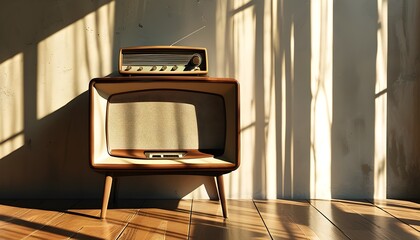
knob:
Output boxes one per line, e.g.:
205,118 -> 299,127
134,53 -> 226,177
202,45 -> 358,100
160,66 -> 167,71
171,65 -> 178,71
137,66 -> 143,71
125,66 -> 132,71
190,54 -> 202,66
150,66 -> 157,71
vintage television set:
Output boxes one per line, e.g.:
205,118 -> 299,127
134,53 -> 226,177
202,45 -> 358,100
89,46 -> 240,219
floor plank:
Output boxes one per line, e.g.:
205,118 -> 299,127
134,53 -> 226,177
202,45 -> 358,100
254,200 -> 349,240
373,199 -> 420,232
343,200 -> 420,240
0,200 -> 76,239
118,199 -> 191,240
0,200 -> 35,228
310,200 -> 420,240
189,200 -> 271,240
26,200 -> 140,240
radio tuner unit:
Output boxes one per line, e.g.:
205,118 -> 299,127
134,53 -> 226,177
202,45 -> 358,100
118,46 -> 208,75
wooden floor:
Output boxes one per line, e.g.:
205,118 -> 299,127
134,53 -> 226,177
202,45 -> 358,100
0,199 -> 418,239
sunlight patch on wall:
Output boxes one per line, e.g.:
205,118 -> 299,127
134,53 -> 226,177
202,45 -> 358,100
264,0 -> 278,199
233,2 -> 256,199
214,0 -> 257,199
280,51 -> 287,197
0,53 -> 24,159
310,0 -> 333,199
374,0 -> 388,199
37,2 -> 115,120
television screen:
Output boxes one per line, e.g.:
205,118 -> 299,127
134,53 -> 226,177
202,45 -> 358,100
107,89 -> 226,159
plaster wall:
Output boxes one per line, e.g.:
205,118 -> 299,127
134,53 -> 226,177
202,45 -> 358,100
0,0 -> 418,199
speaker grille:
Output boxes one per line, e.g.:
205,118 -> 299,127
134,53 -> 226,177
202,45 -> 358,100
108,101 -> 198,149
106,90 -> 226,156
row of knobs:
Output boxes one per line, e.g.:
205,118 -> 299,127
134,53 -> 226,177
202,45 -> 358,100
125,65 -> 178,71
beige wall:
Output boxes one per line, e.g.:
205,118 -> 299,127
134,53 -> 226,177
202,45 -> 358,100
0,0 -> 418,199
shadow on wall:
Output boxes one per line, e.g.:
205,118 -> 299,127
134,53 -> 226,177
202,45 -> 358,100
0,0 -> 113,198
0,0 -> 222,199
0,92 -> 98,198
387,0 -> 420,198
331,1 -> 377,199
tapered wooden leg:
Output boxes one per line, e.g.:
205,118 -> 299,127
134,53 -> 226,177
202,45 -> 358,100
100,175 -> 113,219
216,175 -> 228,218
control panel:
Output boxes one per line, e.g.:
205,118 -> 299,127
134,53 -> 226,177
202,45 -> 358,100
119,46 -> 208,75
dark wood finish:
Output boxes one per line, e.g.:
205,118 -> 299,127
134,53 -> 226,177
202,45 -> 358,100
0,199 -> 419,239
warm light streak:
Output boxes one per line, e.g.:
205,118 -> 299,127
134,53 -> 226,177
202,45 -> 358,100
37,2 -> 115,120
0,53 -> 25,159
226,1 -> 256,198
374,0 -> 388,199
310,0 -> 333,199
290,22 -> 295,198
281,51 -> 287,197
264,0 -> 277,199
